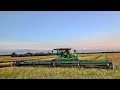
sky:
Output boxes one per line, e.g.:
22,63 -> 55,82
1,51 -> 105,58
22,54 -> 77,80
0,11 -> 120,50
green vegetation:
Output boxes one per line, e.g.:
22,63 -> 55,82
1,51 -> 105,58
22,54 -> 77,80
0,53 -> 120,79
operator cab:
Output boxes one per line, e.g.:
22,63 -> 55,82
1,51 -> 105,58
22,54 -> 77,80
53,48 -> 77,59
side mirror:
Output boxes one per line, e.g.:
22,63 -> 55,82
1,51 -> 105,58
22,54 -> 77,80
74,50 -> 76,53
52,51 -> 53,53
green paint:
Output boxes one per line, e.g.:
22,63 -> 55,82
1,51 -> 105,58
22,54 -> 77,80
13,48 -> 113,69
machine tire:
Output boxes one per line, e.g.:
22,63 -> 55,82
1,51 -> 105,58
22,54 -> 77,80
107,60 -> 113,69
52,60 -> 56,67
74,59 -> 79,61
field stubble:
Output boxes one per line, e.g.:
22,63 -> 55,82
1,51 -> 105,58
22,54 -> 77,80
0,53 -> 120,79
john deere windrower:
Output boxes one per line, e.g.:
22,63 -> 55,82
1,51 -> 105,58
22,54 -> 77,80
12,48 -> 113,69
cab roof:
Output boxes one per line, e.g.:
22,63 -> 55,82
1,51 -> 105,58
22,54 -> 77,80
54,48 -> 71,50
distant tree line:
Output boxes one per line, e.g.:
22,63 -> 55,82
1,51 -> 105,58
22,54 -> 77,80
11,52 -> 56,57
0,51 -> 120,57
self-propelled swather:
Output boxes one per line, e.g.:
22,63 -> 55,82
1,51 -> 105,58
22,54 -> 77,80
12,48 -> 113,69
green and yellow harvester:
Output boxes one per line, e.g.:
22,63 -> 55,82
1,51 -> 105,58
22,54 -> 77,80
12,48 -> 113,69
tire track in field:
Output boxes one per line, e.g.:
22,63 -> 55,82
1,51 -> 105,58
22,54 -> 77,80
0,63 -> 12,68
78,54 -> 102,60
94,55 -> 103,60
95,54 -> 108,60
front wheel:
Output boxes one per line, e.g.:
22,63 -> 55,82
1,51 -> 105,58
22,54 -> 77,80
107,61 -> 113,69
73,58 -> 79,61
51,59 -> 56,67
